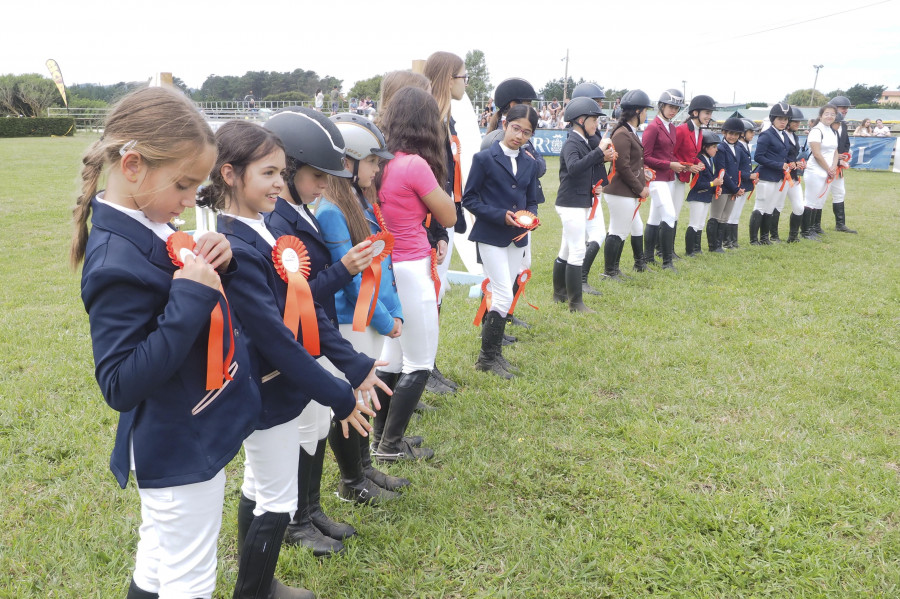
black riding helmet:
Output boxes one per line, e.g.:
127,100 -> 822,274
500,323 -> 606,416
687,94 -> 716,115
572,82 -> 606,101
564,97 -> 603,124
701,129 -> 720,147
768,102 -> 791,120
741,118 -> 759,133
789,106 -> 805,122
620,89 -> 653,110
722,117 -> 746,133
829,95 -> 852,108
658,88 -> 685,109
494,78 -> 538,111
265,107 -> 350,177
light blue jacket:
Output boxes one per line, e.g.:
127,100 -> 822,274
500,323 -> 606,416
316,196 -> 403,335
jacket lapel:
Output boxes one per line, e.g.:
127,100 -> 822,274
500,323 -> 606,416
491,142 -> 516,180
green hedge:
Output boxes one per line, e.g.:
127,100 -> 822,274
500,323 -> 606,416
0,117 -> 76,138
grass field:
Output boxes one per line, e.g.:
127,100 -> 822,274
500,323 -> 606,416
1,134 -> 899,598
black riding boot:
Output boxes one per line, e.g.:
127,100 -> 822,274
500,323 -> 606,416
552,258 -> 568,303
566,263 -> 595,312
672,221 -> 682,259
126,579 -> 158,599
631,235 -> 648,271
769,209 -> 782,242
731,223 -> 740,248
759,213 -> 772,244
802,207 -> 820,240
603,235 -> 624,281
476,311 -> 514,379
707,219 -> 724,253
813,208 -> 825,236
643,224 -> 659,267
235,512 -> 316,599
284,444 -> 345,556
685,227 -> 696,257
375,370 -> 434,462
360,420 -> 410,491
371,370 -> 397,448
787,212 -> 801,242
833,203 -> 857,233
329,422 -> 398,505
694,225 -> 703,255
660,222 -> 677,271
581,241 -> 602,295
308,439 -> 356,540
717,221 -> 727,250
749,210 -> 762,245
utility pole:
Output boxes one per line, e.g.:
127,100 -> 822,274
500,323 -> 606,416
811,65 -> 824,105
682,80 -> 687,100
562,49 -> 570,104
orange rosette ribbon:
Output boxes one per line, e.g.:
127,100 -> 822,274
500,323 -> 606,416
166,231 -> 234,391
352,231 -> 395,332
472,278 -> 492,326
509,269 -> 537,314
272,236 -> 319,355
589,180 -> 603,221
512,210 -> 540,242
688,163 -> 706,189
714,169 -> 726,199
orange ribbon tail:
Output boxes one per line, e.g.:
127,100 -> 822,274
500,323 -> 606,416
473,278 -> 492,325
508,270 -> 537,315
284,271 -> 319,355
352,261 -> 383,332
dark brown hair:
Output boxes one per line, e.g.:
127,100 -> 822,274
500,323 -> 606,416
197,120 -> 284,212
70,86 -> 215,267
378,87 -> 446,188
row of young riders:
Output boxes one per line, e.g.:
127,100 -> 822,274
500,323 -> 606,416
544,87 -> 860,312
72,54 -> 473,598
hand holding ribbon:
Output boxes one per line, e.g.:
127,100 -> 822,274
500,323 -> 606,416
167,231 -> 235,391
352,232 -> 394,332
714,169 -> 725,199
511,210 -> 540,242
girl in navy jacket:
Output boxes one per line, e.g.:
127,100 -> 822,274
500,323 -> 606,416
463,104 -> 540,379
260,109 -> 391,558
685,131 -> 725,256
749,102 -> 792,245
200,120 -> 379,595
73,87 -> 260,599
710,118 -> 745,252
727,119 -> 759,248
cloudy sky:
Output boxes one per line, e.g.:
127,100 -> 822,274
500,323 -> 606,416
4,0 -> 898,103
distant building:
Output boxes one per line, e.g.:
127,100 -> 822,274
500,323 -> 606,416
878,90 -> 900,104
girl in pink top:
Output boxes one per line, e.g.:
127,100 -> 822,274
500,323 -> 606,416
373,87 -> 455,463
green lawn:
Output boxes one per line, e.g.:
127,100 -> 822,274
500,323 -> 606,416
1,134 -> 899,598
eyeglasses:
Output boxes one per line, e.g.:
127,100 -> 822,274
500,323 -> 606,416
453,73 -> 469,84
509,123 -> 533,139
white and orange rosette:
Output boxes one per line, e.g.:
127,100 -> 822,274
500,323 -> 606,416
166,231 -> 234,391
512,210 -> 540,242
472,278 -> 492,326
272,235 -> 319,355
352,231 -> 395,332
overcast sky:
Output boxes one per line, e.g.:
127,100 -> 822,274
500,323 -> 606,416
4,0 -> 898,104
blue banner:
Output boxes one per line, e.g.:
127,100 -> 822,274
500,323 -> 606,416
500,129 -> 896,171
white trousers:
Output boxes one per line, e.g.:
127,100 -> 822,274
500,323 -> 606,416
605,194 -> 643,239
479,242 -> 526,317
753,180 -> 786,215
520,233 -> 532,270
241,416 -> 302,516
829,175 -> 846,205
803,171 -> 829,210
728,193 -> 748,225
380,257 -> 439,374
585,200 -> 606,244
133,470 -> 225,599
647,180 -> 677,226
436,227 -> 454,303
555,206 -> 589,266
672,181 -> 687,221
784,180 -> 804,215
687,201 -> 711,231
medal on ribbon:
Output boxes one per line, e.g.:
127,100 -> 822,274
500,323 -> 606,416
352,231 -> 394,332
166,231 -> 235,391
272,236 -> 319,355
512,210 -> 540,242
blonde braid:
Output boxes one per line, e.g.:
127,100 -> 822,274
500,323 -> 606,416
70,140 -> 110,268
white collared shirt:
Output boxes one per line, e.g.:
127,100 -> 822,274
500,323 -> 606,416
499,141 -> 520,176
289,201 -> 319,232
223,213 -> 276,247
95,193 -> 174,242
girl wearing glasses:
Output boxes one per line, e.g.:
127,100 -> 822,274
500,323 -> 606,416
424,51 -> 468,394
462,105 -> 540,379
